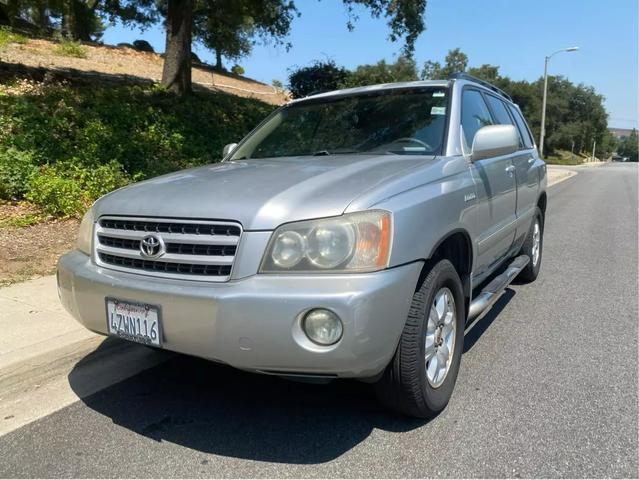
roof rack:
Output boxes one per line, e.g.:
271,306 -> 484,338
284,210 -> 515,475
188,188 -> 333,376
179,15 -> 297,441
448,72 -> 513,102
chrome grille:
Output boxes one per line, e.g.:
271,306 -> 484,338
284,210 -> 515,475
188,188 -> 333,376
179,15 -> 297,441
94,216 -> 242,282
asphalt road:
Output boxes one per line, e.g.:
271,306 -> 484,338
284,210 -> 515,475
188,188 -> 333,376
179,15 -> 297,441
1,163 -> 637,478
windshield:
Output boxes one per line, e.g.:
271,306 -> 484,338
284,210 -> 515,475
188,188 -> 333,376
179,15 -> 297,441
231,87 -> 448,159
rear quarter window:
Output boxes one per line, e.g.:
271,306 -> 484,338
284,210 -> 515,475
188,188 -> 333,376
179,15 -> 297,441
507,104 -> 535,149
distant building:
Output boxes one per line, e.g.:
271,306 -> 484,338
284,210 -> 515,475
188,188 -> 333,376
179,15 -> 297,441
609,127 -> 635,139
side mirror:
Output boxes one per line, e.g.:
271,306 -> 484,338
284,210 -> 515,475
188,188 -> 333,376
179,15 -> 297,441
471,125 -> 519,161
222,143 -> 238,158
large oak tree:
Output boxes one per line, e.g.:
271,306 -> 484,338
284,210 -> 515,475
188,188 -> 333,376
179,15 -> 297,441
161,0 -> 428,96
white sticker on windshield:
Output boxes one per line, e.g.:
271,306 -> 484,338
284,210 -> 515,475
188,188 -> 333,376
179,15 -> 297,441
433,91 -> 446,97
431,106 -> 446,115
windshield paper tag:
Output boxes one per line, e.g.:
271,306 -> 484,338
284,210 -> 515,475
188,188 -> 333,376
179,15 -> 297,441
433,91 -> 446,97
431,106 -> 446,115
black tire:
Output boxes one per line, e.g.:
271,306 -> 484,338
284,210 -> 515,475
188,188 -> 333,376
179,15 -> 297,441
517,207 -> 544,283
375,259 -> 465,419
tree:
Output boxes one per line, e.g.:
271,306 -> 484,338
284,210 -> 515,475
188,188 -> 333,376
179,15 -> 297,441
161,0 -> 193,95
288,60 -> 349,98
163,0 -> 428,96
195,0 -> 298,71
618,129 -> 638,162
342,56 -> 418,87
421,47 -> 468,79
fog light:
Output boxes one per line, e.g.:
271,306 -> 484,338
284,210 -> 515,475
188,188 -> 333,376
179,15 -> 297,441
303,309 -> 343,345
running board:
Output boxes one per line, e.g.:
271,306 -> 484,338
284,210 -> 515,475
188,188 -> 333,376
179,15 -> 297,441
467,255 -> 530,322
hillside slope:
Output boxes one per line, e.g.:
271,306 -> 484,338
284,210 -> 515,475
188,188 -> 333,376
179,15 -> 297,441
0,38 -> 288,105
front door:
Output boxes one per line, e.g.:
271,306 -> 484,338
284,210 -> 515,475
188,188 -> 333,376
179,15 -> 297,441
461,88 -> 517,276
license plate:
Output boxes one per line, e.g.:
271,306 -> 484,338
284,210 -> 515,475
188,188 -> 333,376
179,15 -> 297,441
106,298 -> 162,347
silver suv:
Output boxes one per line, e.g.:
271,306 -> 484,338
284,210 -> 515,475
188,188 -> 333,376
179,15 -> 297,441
58,74 -> 546,418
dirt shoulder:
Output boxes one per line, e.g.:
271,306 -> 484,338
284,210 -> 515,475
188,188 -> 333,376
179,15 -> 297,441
0,203 -> 78,286
0,38 -> 288,105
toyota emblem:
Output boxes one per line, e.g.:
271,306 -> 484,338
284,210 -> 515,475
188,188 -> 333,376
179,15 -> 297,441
140,234 -> 165,258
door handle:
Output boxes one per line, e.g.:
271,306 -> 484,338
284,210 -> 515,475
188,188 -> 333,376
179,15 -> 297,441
505,165 -> 516,175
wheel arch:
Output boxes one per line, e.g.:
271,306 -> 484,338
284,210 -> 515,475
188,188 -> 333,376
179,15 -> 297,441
416,229 -> 473,303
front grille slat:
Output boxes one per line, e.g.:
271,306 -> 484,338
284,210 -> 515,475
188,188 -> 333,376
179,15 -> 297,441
95,217 -> 241,282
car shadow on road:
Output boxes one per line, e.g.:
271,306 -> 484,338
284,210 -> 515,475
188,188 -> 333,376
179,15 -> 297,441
68,288 -> 515,464
68,343 -> 425,464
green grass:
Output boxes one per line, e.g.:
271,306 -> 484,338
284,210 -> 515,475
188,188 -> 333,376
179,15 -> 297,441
0,212 -> 44,228
54,40 -> 88,58
544,149 -> 585,165
0,27 -> 28,48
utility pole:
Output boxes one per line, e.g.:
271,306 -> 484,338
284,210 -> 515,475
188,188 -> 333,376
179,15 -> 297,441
571,140 -> 575,163
592,139 -> 596,163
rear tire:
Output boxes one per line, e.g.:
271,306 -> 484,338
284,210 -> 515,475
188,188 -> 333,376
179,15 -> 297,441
375,259 -> 465,419
517,207 -> 543,283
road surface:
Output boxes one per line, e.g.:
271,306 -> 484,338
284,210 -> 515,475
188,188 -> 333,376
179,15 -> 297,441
0,163 -> 637,478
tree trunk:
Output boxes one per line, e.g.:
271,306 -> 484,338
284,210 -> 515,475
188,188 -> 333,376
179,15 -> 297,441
0,5 -> 9,26
215,49 -> 223,71
161,0 -> 193,96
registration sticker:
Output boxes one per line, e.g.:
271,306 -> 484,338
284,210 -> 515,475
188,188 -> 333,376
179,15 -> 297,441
431,106 -> 446,115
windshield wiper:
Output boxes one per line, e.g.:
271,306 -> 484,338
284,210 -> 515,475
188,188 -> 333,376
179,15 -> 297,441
312,149 -> 360,156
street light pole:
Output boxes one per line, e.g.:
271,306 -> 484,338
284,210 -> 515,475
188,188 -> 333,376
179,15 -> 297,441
539,47 -> 579,158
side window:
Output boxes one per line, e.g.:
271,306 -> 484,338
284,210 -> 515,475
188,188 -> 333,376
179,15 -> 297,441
485,94 -> 524,148
508,104 -> 535,149
485,94 -> 515,126
461,89 -> 493,148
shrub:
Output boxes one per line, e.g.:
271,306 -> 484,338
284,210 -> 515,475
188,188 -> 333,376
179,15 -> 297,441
0,81 -> 275,216
25,161 -> 131,217
132,40 -> 154,53
0,27 -> 28,48
287,60 -> 349,99
231,65 -> 245,76
0,148 -> 38,200
54,40 -> 88,58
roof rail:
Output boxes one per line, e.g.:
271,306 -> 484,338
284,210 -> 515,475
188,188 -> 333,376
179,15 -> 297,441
448,72 -> 513,102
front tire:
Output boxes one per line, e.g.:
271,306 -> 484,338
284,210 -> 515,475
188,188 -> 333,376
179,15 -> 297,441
375,259 -> 465,419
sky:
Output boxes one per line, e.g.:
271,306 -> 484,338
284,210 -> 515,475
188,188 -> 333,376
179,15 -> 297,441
103,0 -> 639,129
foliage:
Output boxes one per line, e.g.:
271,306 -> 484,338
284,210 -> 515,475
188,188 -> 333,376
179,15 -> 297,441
230,64 -> 245,75
0,26 -> 28,48
341,0 -> 427,56
0,81 -> 275,216
421,48 -> 468,79
194,0 -> 299,70
617,129 -> 638,161
288,60 -> 350,98
54,39 -> 87,58
0,148 -> 37,200
343,56 -> 418,87
132,39 -> 154,52
25,161 -> 130,216
271,79 -> 283,89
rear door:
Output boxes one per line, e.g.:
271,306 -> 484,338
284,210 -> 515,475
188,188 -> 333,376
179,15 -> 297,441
462,88 -> 517,275
507,104 -> 540,239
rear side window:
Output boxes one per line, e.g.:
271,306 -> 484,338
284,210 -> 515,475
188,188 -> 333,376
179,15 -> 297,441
508,104 -> 535,149
461,89 -> 493,148
485,94 -> 515,126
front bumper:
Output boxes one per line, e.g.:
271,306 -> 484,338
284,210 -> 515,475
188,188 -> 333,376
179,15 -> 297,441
57,250 -> 422,378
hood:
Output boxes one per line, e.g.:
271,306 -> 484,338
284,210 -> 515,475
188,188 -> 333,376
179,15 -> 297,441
94,154 -> 435,230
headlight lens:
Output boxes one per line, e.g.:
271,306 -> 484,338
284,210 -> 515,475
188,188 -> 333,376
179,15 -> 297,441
77,207 -> 95,255
260,210 -> 391,273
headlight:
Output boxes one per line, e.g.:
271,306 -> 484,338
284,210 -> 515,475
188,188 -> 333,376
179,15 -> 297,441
260,210 -> 391,273
77,207 -> 95,255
